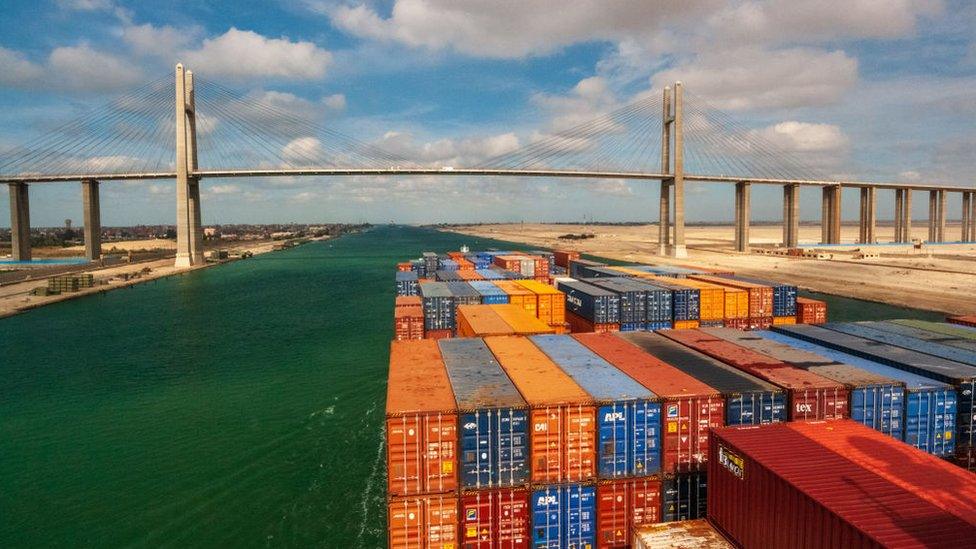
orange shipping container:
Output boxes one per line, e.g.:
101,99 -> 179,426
554,250 -> 581,268
397,262 -> 413,272
515,279 -> 566,325
484,336 -> 597,483
456,258 -> 475,271
424,329 -> 453,340
386,340 -> 458,496
673,320 -> 700,330
396,295 -> 422,309
773,316 -> 797,326
490,304 -> 557,335
626,273 -> 726,323
690,275 -> 773,319
388,494 -> 459,549
394,305 -> 424,341
456,270 -> 483,281
491,280 -> 537,317
796,297 -> 827,324
456,304 -> 516,337
566,310 -> 619,334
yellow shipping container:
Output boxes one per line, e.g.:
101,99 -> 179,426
492,280 -> 537,317
721,286 -> 749,320
673,320 -> 701,330
490,304 -> 557,335
514,279 -> 566,326
773,315 -> 797,326
456,304 -> 516,337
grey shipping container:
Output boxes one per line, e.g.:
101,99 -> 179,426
418,282 -> 455,331
580,277 -> 648,324
617,332 -> 786,426
569,258 -> 608,279
556,279 -> 620,324
827,322 -> 976,366
870,321 -> 976,353
395,271 -> 419,296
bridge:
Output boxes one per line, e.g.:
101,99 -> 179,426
2,63 -> 974,266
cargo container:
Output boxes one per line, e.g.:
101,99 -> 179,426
632,520 -> 731,549
606,267 -> 701,322
772,324 -> 976,469
771,315 -> 795,326
576,333 -> 723,474
396,271 -> 420,296
568,258 -> 608,279
760,330 -> 957,457
719,275 -> 796,318
531,334 -> 662,478
671,320 -> 700,330
949,315 -> 976,327
422,251 -> 438,275
661,329 -> 849,421
554,250 -> 580,268
703,327 -> 905,438
419,282 -> 455,332
397,261 -> 413,272
514,279 -> 566,326
566,310 -> 620,334
890,318 -> 976,341
618,332 -> 787,426
410,259 -> 425,278
491,304 -> 557,336
490,266 -> 528,280
459,488 -> 530,548
394,305 -> 425,341
456,270 -> 484,281
556,279 -> 620,325
621,279 -> 675,326
653,277 -> 725,325
466,280 -> 508,305
494,255 -> 537,277
386,340 -> 458,496
485,336 -> 596,483
661,472 -> 707,522
435,270 -> 462,282
708,421 -> 976,549
425,329 -> 453,340
396,295 -> 422,309
476,268 -> 505,280
491,280 -> 537,317
579,277 -> 648,324
456,305 -> 516,338
870,320 -> 976,353
439,338 -> 529,490
691,275 -> 773,320
531,484 -> 596,549
795,296 -> 827,324
529,250 -> 556,273
446,281 -> 482,317
596,477 -> 662,548
826,321 -> 976,366
440,259 -> 459,271
388,493 -> 459,549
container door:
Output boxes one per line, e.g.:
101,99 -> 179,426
498,489 -> 530,549
497,408 -> 530,487
387,415 -> 422,495
460,411 -> 491,489
565,406 -> 596,481
530,408 -> 563,483
633,401 -> 661,477
597,403 -> 629,478
956,381 -> 973,462
388,498 -> 423,549
697,397 -> 724,469
768,392 -> 787,424
425,413 -> 458,493
461,492 -> 494,549
531,487 -> 561,549
426,495 -> 459,549
940,389 -> 958,458
564,485 -> 596,549
905,391 -> 926,451
596,482 -> 629,548
631,477 -> 662,528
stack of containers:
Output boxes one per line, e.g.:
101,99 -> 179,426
795,296 -> 827,324
483,336 -> 597,549
489,266 -> 528,280
438,339 -> 531,547
619,332 -> 788,426
720,275 -> 797,325
692,275 -> 773,330
395,295 -> 422,309
440,259 -> 459,272
494,254 -> 549,281
475,268 -> 504,280
514,279 -> 567,332
619,278 -> 676,331
445,281 -> 482,319
708,421 -> 976,548
633,520 -> 732,548
467,280 -> 508,304
661,329 -> 849,421
553,250 -> 580,268
455,305 -> 516,338
774,323 -> 976,470
419,282 -> 455,340
395,271 -> 419,296
556,279 -> 621,333
491,280 -> 537,318
629,273 -> 726,328
422,252 -> 438,276
394,303 -> 425,341
386,340 -> 459,549
759,330 -> 957,457
484,304 -> 556,336
703,327 -> 906,439
410,259 -> 425,278
611,267 -> 700,329
576,333 -> 725,524
579,277 -> 648,332
455,270 -> 483,282
530,334 -> 661,548
397,262 -> 413,272
568,258 -> 609,279
865,320 -> 976,353
529,250 -> 556,275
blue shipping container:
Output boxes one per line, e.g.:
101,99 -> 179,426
395,271 -> 418,296
475,268 -> 504,280
623,279 -> 674,324
440,259 -> 459,271
568,258 -> 608,279
580,277 -> 648,323
467,280 -> 509,304
761,330 -> 957,457
531,484 -> 596,549
556,280 -> 620,324
636,278 -> 699,322
531,334 -> 661,477
439,338 -> 530,489
418,282 -> 455,331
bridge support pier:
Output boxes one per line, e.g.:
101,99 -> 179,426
821,186 -> 841,244
658,180 -> 670,255
174,64 -> 203,268
7,182 -> 31,261
82,179 -> 101,261
966,191 -> 976,242
670,82 -> 686,258
962,192 -> 971,243
928,190 -> 946,243
858,187 -> 876,244
782,183 -> 799,248
734,182 -> 750,252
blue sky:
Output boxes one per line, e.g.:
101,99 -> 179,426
0,0 -> 974,226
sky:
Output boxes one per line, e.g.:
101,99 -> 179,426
0,0 -> 974,226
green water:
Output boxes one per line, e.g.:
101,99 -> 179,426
1,226 -> 944,547
0,226 -> 516,548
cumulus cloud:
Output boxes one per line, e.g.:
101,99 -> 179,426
122,22 -> 200,59
0,44 -> 142,92
752,122 -> 849,153
532,76 -> 618,131
0,47 -> 45,87
183,28 -> 333,80
374,130 -> 519,166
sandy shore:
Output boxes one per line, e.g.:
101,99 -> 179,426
443,223 -> 976,315
0,239 -> 299,318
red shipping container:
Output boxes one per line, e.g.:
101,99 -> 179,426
398,262 -> 413,272
395,305 -> 424,341
597,477 -> 663,548
661,329 -> 848,421
576,333 -> 724,473
796,297 -> 827,324
708,421 -> 976,549
424,329 -> 453,340
554,250 -> 580,268
459,488 -> 530,548
386,340 -> 458,496
566,310 -> 619,334
947,314 -> 976,327
388,493 -> 459,549
396,295 -> 422,309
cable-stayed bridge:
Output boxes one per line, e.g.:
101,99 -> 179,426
2,64 -> 974,266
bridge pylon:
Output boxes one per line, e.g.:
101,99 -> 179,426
174,63 -> 204,268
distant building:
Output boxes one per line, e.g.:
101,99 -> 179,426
203,227 -> 220,238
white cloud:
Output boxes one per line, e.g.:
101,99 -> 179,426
374,130 -> 520,167
206,184 -> 241,195
0,47 -> 45,87
183,28 -> 333,80
281,137 -> 325,165
532,76 -> 618,131
47,44 -> 144,92
752,122 -> 849,153
122,22 -> 200,59
322,93 -> 346,111
57,0 -> 114,11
